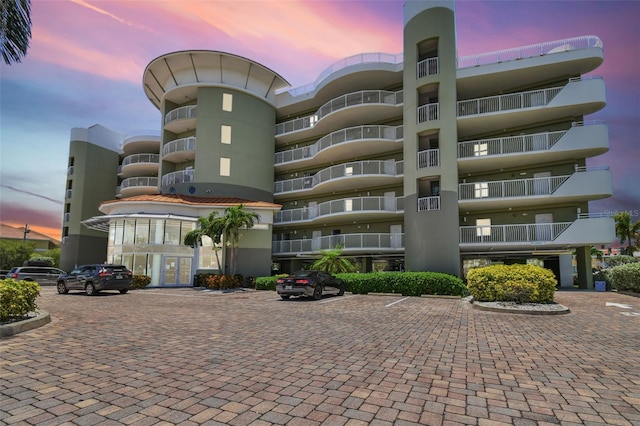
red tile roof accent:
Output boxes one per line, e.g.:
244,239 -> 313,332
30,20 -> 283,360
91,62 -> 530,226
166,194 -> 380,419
102,194 -> 281,209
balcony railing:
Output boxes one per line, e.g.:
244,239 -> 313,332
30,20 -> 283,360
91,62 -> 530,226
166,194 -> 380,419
417,149 -> 440,168
417,196 -> 440,211
164,105 -> 197,125
280,52 -> 403,97
275,125 -> 403,165
417,102 -> 439,123
120,177 -> 159,190
67,166 -> 74,176
460,222 -> 571,244
275,90 -> 403,136
458,86 -> 563,117
272,233 -> 405,254
275,196 -> 404,224
121,153 -> 160,167
161,170 -> 194,187
417,57 -> 439,79
457,35 -> 603,69
163,137 -> 196,157
65,189 -> 72,199
274,160 -> 403,194
459,176 -> 569,200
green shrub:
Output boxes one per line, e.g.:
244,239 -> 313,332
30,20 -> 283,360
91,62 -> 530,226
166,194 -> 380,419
132,275 -> 151,290
610,262 -> 640,292
466,264 -> 557,303
0,279 -> 40,321
605,255 -> 638,268
255,276 -> 278,291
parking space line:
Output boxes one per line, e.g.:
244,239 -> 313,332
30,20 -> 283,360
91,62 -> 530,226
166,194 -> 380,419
319,295 -> 355,304
385,297 -> 410,307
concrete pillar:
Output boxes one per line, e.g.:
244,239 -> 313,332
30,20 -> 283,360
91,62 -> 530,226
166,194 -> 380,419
575,246 -> 593,290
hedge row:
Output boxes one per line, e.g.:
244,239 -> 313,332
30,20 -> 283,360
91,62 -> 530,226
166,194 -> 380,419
256,271 -> 467,297
466,264 -> 557,303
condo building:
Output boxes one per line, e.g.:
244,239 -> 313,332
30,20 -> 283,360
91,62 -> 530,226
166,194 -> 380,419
61,1 -> 615,289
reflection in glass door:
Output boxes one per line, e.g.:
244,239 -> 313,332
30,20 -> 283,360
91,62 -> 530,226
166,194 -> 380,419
163,256 -> 193,286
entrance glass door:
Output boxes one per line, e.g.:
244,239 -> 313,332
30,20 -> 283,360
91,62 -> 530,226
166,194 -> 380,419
163,256 -> 193,286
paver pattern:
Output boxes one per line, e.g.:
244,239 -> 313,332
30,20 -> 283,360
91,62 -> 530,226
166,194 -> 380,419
1,287 -> 639,425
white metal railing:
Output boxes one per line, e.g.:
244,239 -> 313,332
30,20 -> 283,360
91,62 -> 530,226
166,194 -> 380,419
457,35 -> 603,69
280,52 -> 403,97
459,175 -> 570,200
275,197 -> 404,224
417,102 -> 439,123
275,126 -> 403,164
275,90 -> 403,135
161,170 -> 194,187
417,196 -> 440,211
417,149 -> 440,168
122,153 -> 160,167
64,213 -> 70,223
163,137 -> 196,158
272,233 -> 405,254
65,189 -> 72,199
67,166 -> 74,176
459,222 -> 572,244
274,160 -> 403,194
458,86 -> 563,117
120,177 -> 159,189
164,106 -> 197,125
417,57 -> 439,78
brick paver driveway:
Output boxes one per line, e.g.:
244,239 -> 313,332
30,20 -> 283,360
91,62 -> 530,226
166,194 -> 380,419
1,287 -> 639,425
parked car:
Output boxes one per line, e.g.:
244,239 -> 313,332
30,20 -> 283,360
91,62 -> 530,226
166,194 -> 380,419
276,270 -> 345,300
57,264 -> 133,296
5,266 -> 66,286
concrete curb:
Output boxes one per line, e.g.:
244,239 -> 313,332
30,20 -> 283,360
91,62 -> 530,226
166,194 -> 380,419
472,302 -> 570,315
0,311 -> 51,338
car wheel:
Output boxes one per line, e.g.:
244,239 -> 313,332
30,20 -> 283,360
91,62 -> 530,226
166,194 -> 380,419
57,281 -> 69,294
280,295 -> 290,300
313,284 -> 322,300
337,281 -> 345,296
119,289 -> 128,294
85,282 -> 97,296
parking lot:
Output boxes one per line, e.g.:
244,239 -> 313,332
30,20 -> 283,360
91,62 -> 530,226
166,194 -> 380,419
1,287 -> 639,425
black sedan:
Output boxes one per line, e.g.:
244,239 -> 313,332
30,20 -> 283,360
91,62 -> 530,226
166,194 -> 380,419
276,270 -> 345,300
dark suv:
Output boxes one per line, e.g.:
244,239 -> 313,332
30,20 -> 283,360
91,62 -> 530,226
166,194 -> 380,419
57,264 -> 133,296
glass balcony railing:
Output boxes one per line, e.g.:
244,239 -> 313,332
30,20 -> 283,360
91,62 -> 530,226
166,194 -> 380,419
272,233 -> 405,254
275,90 -> 403,136
161,169 -> 195,187
163,137 -> 196,158
120,177 -> 159,190
121,153 -> 160,167
275,126 -> 403,165
274,160 -> 403,194
164,106 -> 197,125
275,196 -> 404,224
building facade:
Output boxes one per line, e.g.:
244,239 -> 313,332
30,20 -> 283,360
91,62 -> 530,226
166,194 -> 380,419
63,1 -> 615,288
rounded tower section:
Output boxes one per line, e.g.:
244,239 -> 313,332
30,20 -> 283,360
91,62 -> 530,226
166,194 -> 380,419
143,51 -> 290,202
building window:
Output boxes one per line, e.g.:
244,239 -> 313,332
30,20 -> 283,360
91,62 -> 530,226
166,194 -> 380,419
474,142 -> 488,156
476,218 -> 491,237
345,199 -> 353,212
474,182 -> 489,198
222,93 -> 233,112
220,157 -> 231,176
345,166 -> 353,176
221,125 -> 231,144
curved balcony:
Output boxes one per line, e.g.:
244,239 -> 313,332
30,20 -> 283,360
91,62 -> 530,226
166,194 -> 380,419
456,77 -> 605,138
163,137 -> 196,163
118,177 -> 159,198
161,169 -> 195,188
275,125 -> 403,171
164,106 -> 197,133
459,215 -> 615,252
458,166 -> 611,211
119,153 -> 159,178
275,90 -> 403,144
274,160 -> 403,199
122,130 -> 160,155
457,121 -> 609,174
275,196 -> 404,225
272,233 -> 405,256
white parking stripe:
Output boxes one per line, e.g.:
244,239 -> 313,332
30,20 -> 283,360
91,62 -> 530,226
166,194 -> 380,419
385,297 -> 410,307
319,295 -> 355,304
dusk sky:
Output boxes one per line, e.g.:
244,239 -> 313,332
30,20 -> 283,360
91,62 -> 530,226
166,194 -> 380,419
1,0 -> 638,241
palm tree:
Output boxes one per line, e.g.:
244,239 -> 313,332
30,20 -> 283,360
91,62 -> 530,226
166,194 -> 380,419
614,212 -> 640,255
219,204 -> 259,275
311,245 -> 355,274
1,0 -> 32,65
183,211 -> 224,272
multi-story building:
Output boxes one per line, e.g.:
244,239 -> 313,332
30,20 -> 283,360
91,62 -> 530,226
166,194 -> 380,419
65,1 -> 615,288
